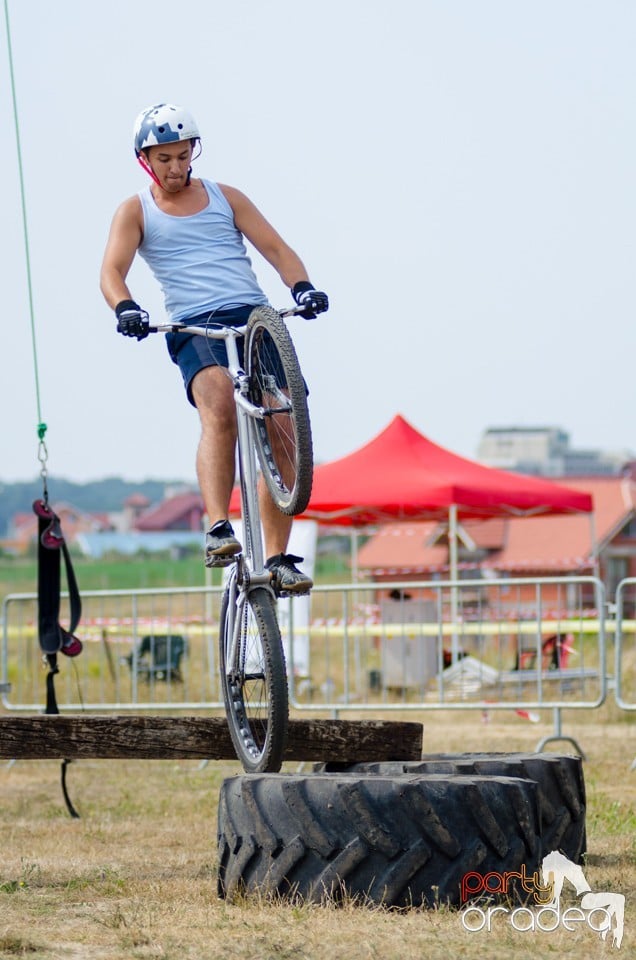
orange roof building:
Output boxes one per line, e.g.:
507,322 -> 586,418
133,491 -> 205,532
357,477 -> 636,598
7,503 -> 112,553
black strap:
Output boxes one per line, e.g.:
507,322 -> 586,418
36,509 -> 62,658
61,759 -> 80,819
61,540 -> 81,636
44,661 -> 59,715
34,499 -> 82,658
33,499 -> 83,818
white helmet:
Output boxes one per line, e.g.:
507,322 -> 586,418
133,103 -> 200,156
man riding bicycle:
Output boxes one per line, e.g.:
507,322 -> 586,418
100,103 -> 328,594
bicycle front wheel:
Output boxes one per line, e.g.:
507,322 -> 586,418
246,305 -> 313,515
219,576 -> 288,773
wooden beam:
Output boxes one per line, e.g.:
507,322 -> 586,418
0,716 -> 422,762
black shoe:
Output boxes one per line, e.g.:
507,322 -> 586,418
266,553 -> 313,595
205,520 -> 242,568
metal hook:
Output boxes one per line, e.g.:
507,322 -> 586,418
38,437 -> 49,505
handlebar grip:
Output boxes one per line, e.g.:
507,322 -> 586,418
147,323 -> 188,334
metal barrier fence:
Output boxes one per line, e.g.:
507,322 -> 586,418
2,586 -> 227,712
288,576 -> 607,754
2,576 -> 608,753
614,577 -> 636,711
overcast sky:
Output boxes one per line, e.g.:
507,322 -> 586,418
1,0 -> 634,485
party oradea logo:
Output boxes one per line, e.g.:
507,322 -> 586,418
460,850 -> 625,949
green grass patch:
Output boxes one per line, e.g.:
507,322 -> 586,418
0,550 -> 215,598
1,545 -> 354,601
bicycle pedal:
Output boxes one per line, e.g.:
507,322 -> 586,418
205,554 -> 237,569
273,585 -> 312,599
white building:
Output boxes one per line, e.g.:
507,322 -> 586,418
477,426 -> 631,477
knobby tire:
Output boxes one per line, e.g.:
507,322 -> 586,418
315,753 -> 586,863
246,306 -> 313,515
217,773 -> 542,906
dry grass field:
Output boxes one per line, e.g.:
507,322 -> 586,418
0,705 -> 634,960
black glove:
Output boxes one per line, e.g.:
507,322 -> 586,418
292,281 -> 329,319
115,299 -> 150,340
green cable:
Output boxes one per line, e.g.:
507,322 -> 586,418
3,0 -> 47,451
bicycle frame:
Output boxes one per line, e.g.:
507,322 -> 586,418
148,305 -> 308,770
151,319 -> 274,581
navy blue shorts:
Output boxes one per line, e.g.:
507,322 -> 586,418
166,306 -> 255,407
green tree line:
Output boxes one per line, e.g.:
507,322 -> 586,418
0,477 -> 188,538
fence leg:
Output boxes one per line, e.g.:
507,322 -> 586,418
535,707 -> 586,759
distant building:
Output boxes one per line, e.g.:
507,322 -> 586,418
5,502 -> 112,554
133,491 -> 205,532
109,488 -> 199,533
3,487 -> 205,556
77,490 -> 207,556
477,426 -> 631,477
107,493 -> 152,533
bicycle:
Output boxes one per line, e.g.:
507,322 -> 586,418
149,305 -> 313,772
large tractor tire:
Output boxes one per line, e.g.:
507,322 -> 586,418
217,772 -> 541,907
315,752 -> 586,864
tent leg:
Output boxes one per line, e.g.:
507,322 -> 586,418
449,504 -> 460,664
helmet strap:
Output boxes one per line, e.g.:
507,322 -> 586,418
137,153 -> 163,188
136,152 -> 195,190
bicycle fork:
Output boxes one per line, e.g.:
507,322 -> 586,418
224,567 -> 269,690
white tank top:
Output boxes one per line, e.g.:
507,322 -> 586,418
138,179 -> 268,322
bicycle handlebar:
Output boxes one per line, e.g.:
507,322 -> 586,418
147,304 -> 307,335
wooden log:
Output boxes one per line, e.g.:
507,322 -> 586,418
0,716 -> 422,762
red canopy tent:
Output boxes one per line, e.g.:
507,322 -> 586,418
298,414 -> 593,587
231,414 -> 593,665
230,414 -> 594,581
302,414 -> 593,526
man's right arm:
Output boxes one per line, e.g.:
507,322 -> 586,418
100,196 -> 143,308
100,197 -> 150,340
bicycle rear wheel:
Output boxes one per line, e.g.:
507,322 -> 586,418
246,305 -> 313,515
219,572 -> 288,772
